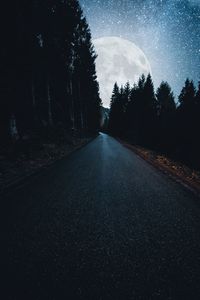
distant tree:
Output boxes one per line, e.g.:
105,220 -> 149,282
110,83 -> 120,108
109,83 -> 124,135
177,79 -> 196,132
143,74 -> 157,112
156,81 -> 176,150
178,79 -> 196,110
157,82 -> 176,116
121,82 -> 130,129
109,83 -> 119,134
125,83 -> 138,140
138,74 -> 146,91
115,74 -> 157,146
176,79 -> 196,164
123,82 -> 131,107
139,74 -> 157,146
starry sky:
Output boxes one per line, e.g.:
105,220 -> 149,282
79,0 -> 200,100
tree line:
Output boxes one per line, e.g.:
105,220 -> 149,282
109,75 -> 200,169
0,0 -> 101,146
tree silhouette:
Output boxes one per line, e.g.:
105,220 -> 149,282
108,75 -> 200,168
108,74 -> 200,169
176,79 -> 196,163
156,81 -> 176,151
141,74 -> 157,146
109,83 -> 122,135
109,74 -> 157,146
0,0 -> 101,149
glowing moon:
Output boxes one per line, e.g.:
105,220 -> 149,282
93,36 -> 152,107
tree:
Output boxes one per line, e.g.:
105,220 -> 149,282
109,83 -> 123,135
0,0 -> 101,147
109,83 -> 119,134
177,79 -> 196,137
125,83 -> 138,140
176,79 -> 196,164
139,74 -> 157,146
74,15 -> 101,132
156,81 -> 176,150
178,79 -> 196,109
115,74 -> 157,145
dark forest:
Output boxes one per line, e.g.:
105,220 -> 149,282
0,0 -> 101,148
108,75 -> 200,169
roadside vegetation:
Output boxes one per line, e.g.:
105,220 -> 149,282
0,0 -> 101,188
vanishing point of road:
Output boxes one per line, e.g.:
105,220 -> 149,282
1,133 -> 200,299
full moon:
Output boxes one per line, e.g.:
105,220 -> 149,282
93,36 -> 152,108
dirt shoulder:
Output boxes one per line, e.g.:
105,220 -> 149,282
120,140 -> 200,197
0,135 -> 95,194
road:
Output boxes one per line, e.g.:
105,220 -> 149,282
1,133 -> 200,299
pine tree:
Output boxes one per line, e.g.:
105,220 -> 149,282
109,83 -> 125,136
109,83 -> 120,134
138,74 -> 146,91
156,81 -> 176,150
110,83 -> 120,108
123,74 -> 157,145
139,74 -> 157,146
178,79 -> 196,108
119,82 -> 131,135
0,0 -> 101,146
157,82 -> 176,116
125,83 -> 138,140
77,16 -> 101,132
176,79 -> 196,164
123,82 -> 131,107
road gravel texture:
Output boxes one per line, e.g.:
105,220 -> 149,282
1,133 -> 200,299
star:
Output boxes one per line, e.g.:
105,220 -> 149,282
80,0 -> 200,97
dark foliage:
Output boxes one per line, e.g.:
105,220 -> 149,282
109,74 -> 157,146
0,0 -> 101,147
109,75 -> 200,169
156,81 -> 176,151
176,79 -> 199,167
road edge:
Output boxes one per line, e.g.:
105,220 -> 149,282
0,134 -> 98,196
118,138 -> 200,198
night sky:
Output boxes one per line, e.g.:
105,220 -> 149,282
79,0 -> 200,100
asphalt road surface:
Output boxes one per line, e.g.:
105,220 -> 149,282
1,133 -> 200,300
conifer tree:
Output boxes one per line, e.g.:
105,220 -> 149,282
176,79 -> 196,163
178,79 -> 196,109
109,83 -> 120,135
139,74 -> 157,146
156,81 -> 176,150
109,83 -> 125,136
0,0 -> 101,145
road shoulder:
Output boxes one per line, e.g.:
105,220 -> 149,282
119,139 -> 200,198
0,135 -> 97,195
